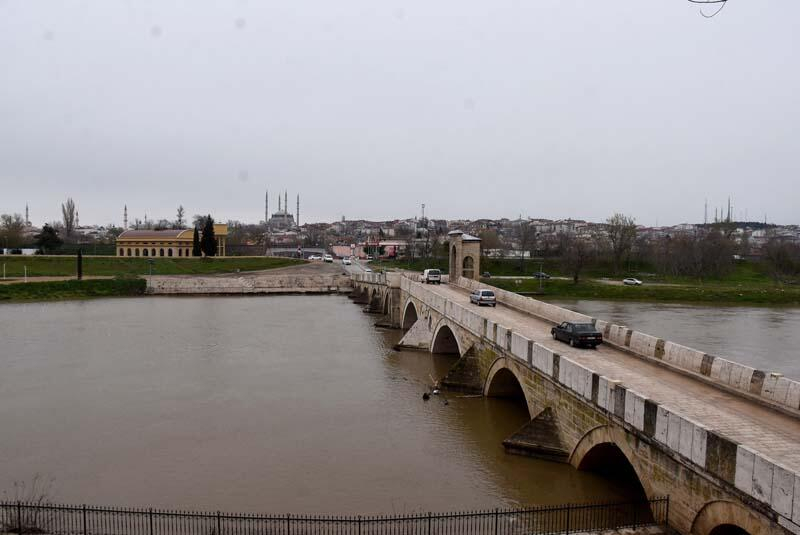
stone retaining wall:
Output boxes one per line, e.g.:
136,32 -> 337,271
148,273 -> 352,295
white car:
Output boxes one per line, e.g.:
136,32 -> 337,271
308,255 -> 321,260
323,254 -> 333,263
363,267 -> 373,273
623,278 -> 643,286
421,269 -> 442,284
342,258 -> 352,265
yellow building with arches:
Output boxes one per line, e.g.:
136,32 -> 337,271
115,225 -> 228,258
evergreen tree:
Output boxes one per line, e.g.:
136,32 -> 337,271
200,215 -> 217,257
34,224 -> 63,253
192,226 -> 201,257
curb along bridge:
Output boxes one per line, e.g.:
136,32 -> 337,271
350,234 -> 800,535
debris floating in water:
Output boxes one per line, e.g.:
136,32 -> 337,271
422,392 -> 430,401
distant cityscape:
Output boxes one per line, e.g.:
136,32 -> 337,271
2,193 -> 799,261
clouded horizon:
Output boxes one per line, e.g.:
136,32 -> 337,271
1,1 -> 798,228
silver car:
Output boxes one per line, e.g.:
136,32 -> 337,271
469,289 -> 496,307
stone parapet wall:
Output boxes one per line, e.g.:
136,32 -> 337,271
445,275 -> 800,415
149,273 -> 352,294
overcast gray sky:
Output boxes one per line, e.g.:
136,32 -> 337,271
1,1 -> 798,227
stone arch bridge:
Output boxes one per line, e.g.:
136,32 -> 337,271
350,271 -> 800,535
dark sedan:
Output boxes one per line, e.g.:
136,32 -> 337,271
532,272 -> 551,279
551,322 -> 603,348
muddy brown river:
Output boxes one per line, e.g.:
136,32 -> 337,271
0,296 -> 639,513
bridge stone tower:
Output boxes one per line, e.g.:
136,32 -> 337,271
448,230 -> 481,281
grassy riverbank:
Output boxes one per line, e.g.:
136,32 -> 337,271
0,256 -> 305,278
488,278 -> 800,306
0,278 -> 148,302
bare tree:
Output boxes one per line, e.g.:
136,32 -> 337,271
0,213 -> 26,248
763,239 -> 800,283
61,198 -> 76,236
176,205 -> 185,228
606,213 -> 637,274
559,232 -> 595,284
517,221 -> 537,272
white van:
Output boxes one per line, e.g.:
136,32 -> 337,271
422,269 -> 442,284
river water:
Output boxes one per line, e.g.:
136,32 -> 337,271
548,299 -> 800,380
0,296 -> 636,514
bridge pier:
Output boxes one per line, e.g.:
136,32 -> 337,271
502,407 -> 569,462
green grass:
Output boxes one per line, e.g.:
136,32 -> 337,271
487,278 -> 800,306
0,278 -> 147,302
0,256 -> 305,278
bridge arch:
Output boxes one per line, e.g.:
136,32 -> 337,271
402,300 -> 419,330
570,425 -> 651,502
691,501 -> 773,535
382,292 -> 390,315
431,322 -> 462,356
483,358 -> 532,417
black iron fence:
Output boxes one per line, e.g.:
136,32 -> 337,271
0,497 -> 668,535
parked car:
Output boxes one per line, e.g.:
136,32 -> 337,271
363,267 -> 373,273
469,289 -> 496,307
308,255 -> 321,260
342,258 -> 352,265
422,269 -> 442,284
323,254 -> 333,263
533,272 -> 551,279
551,322 -> 603,348
623,278 -> 643,286
482,271 -> 491,278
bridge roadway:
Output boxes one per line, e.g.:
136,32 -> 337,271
424,282 -> 800,475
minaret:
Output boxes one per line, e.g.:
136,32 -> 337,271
124,205 -> 128,229
284,191 -> 288,214
265,190 -> 268,225
76,211 -> 79,228
278,194 -> 281,213
25,204 -> 30,226
296,194 -> 300,228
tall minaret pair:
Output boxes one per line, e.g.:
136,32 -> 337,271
265,189 -> 300,227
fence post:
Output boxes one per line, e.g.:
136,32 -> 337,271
16,501 -> 21,535
82,504 -> 87,535
216,511 -> 221,535
149,508 -> 154,535
665,497 -> 670,528
358,515 -> 362,535
565,503 -> 570,535
286,513 -> 290,535
494,508 -> 499,535
427,512 -> 431,535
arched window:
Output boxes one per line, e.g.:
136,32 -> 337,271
151,248 -> 156,257
119,248 -> 124,256
143,248 -> 148,256
127,248 -> 132,256
168,248 -> 173,257
135,248 -> 139,257
462,256 -> 475,279
178,249 -> 182,257
159,248 -> 164,257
